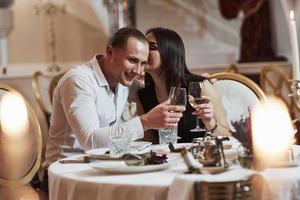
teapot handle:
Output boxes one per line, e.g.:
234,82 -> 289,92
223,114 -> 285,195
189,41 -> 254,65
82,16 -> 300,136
216,138 -> 229,168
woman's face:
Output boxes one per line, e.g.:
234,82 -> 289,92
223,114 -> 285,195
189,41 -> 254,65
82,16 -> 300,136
145,32 -> 161,72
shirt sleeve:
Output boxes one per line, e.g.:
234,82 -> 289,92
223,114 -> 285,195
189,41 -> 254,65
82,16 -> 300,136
59,75 -> 144,150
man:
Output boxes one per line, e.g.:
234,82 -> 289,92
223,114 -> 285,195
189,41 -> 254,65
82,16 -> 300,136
44,27 -> 185,167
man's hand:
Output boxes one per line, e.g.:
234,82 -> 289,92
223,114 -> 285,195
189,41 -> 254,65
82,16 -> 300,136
140,100 -> 186,131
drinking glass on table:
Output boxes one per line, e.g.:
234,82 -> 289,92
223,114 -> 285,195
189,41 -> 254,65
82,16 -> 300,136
188,81 -> 208,132
158,87 -> 187,144
108,123 -> 131,158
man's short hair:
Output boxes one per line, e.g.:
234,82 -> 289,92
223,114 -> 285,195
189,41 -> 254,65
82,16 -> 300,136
109,27 -> 148,49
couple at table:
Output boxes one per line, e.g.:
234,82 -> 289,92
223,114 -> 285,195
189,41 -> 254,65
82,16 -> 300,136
44,27 -> 231,168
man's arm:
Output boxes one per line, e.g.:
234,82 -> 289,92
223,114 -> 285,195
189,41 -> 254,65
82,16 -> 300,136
59,76 -> 143,150
59,76 -> 186,149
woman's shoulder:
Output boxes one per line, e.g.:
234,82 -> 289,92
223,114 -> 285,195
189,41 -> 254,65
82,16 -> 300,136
184,73 -> 207,83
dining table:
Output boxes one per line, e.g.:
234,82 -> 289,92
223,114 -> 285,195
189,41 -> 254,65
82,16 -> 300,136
48,143 -> 300,200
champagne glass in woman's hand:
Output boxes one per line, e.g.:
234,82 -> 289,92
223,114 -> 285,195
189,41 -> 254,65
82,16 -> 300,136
188,82 -> 208,132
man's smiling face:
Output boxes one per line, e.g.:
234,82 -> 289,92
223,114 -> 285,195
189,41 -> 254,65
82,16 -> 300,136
107,37 -> 149,87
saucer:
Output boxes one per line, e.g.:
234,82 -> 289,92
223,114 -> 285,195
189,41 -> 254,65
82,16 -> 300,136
200,166 -> 228,174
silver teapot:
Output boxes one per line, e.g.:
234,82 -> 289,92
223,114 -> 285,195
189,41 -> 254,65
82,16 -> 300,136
192,137 -> 227,167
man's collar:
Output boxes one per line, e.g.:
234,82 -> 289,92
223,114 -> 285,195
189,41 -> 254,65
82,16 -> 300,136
88,55 -> 109,87
88,55 -> 123,94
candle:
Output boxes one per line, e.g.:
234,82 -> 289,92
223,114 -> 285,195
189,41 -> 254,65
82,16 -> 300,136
0,93 -> 29,137
289,10 -> 300,80
0,38 -> 8,71
252,97 -> 294,167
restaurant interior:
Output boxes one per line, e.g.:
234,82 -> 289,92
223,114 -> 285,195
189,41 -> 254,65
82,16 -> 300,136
0,0 -> 300,200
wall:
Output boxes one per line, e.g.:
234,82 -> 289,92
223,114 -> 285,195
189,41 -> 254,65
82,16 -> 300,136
0,0 -> 110,140
136,0 -> 242,69
6,0 -> 108,66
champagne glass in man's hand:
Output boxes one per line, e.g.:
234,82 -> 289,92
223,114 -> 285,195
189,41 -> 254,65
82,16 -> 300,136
158,87 -> 187,144
169,86 -> 187,106
188,82 -> 207,132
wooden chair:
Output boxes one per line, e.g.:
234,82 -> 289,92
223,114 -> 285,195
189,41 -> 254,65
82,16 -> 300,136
194,175 -> 264,200
32,71 -> 56,184
259,64 -> 300,119
49,72 -> 65,105
0,83 -> 47,200
209,72 -> 267,131
32,71 -> 66,123
260,65 -> 300,144
32,71 -> 53,125
226,64 -> 239,73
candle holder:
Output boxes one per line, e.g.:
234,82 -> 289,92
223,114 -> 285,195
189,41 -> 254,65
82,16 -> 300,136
191,136 -> 229,168
237,146 -> 296,170
289,79 -> 300,109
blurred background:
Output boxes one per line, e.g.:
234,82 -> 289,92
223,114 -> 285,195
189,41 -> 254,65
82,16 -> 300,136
0,0 -> 299,140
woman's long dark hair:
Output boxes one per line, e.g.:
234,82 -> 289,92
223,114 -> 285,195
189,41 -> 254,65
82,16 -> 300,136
145,27 -> 193,92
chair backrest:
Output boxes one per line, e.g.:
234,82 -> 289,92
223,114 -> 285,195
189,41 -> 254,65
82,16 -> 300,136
49,72 -> 66,105
209,72 -> 267,131
226,64 -> 239,73
259,64 -> 300,119
32,71 -> 53,124
0,83 -> 42,187
194,175 -> 262,200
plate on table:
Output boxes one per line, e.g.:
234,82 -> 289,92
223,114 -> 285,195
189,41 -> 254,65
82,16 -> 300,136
174,143 -> 197,149
200,166 -> 229,174
152,143 -> 196,154
89,161 -> 172,174
85,148 -> 110,159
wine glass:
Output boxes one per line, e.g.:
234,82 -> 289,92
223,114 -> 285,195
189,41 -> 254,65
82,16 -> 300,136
188,82 -> 207,132
158,87 -> 186,144
169,87 -> 187,106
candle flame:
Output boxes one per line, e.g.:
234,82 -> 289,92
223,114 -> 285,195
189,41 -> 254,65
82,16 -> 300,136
0,93 -> 29,137
290,10 -> 295,20
252,96 -> 294,167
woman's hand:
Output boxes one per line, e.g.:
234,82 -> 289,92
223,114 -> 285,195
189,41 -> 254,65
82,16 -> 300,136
192,96 -> 215,129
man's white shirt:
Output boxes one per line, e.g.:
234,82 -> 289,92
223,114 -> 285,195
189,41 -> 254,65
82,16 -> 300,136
44,55 -> 144,167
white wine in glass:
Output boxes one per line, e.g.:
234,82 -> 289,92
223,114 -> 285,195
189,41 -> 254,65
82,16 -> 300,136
188,97 -> 209,108
188,82 -> 206,132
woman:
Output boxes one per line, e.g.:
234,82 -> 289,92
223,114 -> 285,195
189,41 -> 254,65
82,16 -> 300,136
137,27 -> 230,143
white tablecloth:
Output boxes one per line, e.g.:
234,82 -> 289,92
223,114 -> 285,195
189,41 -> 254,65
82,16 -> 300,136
48,145 -> 300,200
168,145 -> 300,200
48,155 -> 187,200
